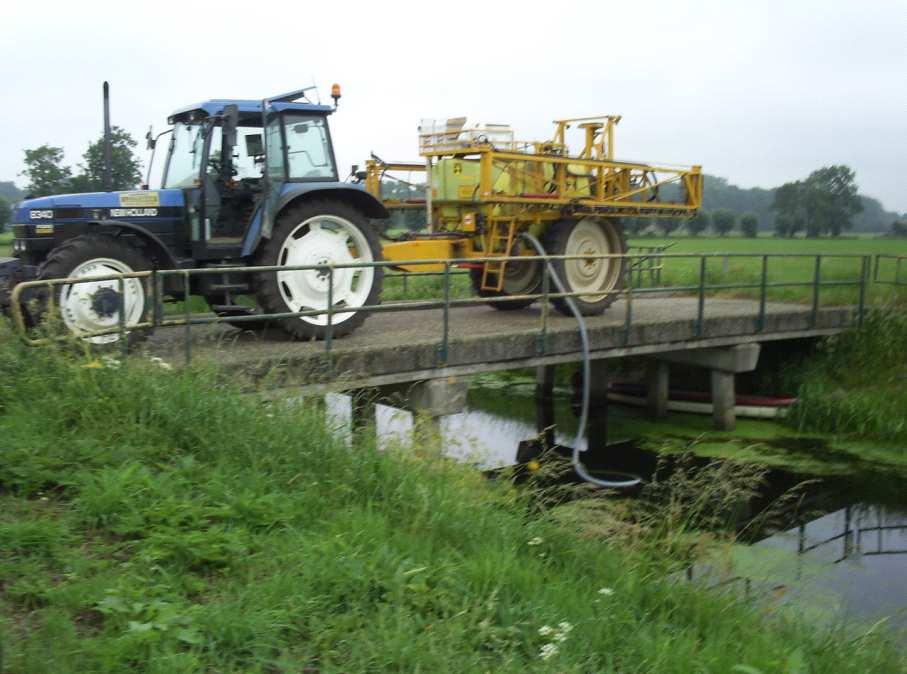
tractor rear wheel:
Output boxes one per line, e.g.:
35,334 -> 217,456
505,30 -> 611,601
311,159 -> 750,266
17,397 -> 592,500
37,234 -> 153,347
541,218 -> 626,316
469,253 -> 542,311
254,199 -> 384,340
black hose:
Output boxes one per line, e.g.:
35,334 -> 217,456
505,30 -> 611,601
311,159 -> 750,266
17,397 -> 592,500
519,232 -> 641,490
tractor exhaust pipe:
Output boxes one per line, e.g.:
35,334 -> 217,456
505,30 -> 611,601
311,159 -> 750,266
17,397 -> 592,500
102,81 -> 112,191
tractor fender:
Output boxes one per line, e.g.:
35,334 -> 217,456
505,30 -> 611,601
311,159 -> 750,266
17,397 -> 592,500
276,185 -> 389,220
86,219 -> 181,269
242,184 -> 389,255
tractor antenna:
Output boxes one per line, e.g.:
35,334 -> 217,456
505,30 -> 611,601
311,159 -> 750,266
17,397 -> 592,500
102,81 -> 113,191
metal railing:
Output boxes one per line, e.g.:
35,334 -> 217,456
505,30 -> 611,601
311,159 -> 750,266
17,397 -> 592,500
9,252 -> 879,366
874,254 -> 906,286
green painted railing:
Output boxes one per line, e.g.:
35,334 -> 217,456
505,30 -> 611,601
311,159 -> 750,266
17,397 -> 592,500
10,252 -> 879,366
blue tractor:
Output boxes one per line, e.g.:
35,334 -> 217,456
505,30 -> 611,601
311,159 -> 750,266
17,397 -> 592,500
1,86 -> 388,345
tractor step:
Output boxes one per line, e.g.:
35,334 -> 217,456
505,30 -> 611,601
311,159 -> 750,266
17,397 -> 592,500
210,304 -> 257,317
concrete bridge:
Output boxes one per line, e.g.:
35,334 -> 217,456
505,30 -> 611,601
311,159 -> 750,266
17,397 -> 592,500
147,296 -> 856,433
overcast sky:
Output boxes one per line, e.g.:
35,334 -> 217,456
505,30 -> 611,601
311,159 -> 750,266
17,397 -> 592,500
2,0 -> 905,212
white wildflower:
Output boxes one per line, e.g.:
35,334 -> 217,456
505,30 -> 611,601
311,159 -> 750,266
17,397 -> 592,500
101,355 -> 121,370
538,625 -> 555,637
527,537 -> 543,546
557,621 -> 573,633
539,643 -> 559,660
149,356 -> 172,371
554,631 -> 569,643
598,587 -> 614,596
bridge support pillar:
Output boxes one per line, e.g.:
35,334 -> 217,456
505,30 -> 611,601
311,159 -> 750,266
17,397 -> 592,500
710,370 -> 736,432
535,366 -> 556,449
350,391 -> 377,446
406,376 -> 468,418
655,343 -> 761,432
407,376 -> 468,446
646,360 -> 670,419
587,360 -> 609,452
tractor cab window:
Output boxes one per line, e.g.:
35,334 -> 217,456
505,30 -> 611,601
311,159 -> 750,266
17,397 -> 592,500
163,123 -> 206,188
206,125 -> 263,182
284,114 -> 336,180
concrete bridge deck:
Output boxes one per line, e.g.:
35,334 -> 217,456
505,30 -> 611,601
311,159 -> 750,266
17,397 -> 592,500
147,297 -> 855,393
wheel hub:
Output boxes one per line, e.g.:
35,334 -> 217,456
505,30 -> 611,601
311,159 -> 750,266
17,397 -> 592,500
90,287 -> 121,318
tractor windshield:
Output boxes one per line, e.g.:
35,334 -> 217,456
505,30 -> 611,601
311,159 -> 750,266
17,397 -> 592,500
163,123 -> 206,188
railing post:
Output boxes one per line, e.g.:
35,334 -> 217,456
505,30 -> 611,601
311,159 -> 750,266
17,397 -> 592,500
695,256 -> 706,337
325,265 -> 334,371
857,255 -> 868,326
538,258 -> 550,355
153,272 -> 163,328
623,258 -> 633,346
439,261 -> 450,364
183,271 -> 192,365
117,276 -> 128,359
811,255 -> 822,328
757,255 -> 768,333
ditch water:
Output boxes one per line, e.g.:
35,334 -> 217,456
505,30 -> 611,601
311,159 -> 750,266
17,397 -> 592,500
324,379 -> 907,641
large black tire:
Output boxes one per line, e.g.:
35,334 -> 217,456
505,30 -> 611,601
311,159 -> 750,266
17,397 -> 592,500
469,255 -> 542,311
541,218 -> 626,316
254,199 -> 384,340
37,234 -> 153,348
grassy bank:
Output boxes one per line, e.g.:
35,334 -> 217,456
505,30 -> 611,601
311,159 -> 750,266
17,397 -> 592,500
0,327 -> 903,672
786,309 -> 907,444
1,232 -> 11,257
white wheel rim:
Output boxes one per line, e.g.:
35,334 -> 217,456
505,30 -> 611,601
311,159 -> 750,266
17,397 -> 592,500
59,258 -> 145,344
563,219 -> 622,303
276,214 -> 375,326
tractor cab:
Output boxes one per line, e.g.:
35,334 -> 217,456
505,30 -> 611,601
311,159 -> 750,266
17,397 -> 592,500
160,91 -> 339,260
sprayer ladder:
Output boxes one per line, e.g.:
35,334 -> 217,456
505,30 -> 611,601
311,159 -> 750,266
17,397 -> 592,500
480,217 -> 518,292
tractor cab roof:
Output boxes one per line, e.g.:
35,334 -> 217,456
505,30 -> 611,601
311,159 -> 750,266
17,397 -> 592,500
168,99 -> 334,125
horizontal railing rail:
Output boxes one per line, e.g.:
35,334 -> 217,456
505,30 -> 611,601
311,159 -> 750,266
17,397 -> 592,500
9,251 -> 882,366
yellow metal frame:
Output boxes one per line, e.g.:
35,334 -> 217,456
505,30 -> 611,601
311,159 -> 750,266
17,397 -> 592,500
366,115 -> 702,273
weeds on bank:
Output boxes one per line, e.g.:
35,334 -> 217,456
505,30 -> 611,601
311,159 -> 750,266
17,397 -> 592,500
0,322 -> 903,673
787,308 -> 907,443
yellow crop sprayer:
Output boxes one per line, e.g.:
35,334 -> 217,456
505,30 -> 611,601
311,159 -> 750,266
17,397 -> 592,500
367,115 -> 702,315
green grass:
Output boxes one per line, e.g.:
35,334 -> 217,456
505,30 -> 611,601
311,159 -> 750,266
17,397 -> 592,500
0,325 -> 903,672
0,232 -> 11,257
785,309 -> 907,444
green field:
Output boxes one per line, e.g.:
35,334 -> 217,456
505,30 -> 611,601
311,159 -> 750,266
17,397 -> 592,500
0,328 -> 902,673
0,231 -> 10,257
629,236 -> 907,306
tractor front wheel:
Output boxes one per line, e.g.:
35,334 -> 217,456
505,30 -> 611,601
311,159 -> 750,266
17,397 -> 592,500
254,200 -> 384,340
541,218 -> 626,316
37,234 -> 153,347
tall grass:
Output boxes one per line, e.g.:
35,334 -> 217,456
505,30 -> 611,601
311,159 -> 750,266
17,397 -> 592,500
0,323 -> 903,672
787,308 -> 907,442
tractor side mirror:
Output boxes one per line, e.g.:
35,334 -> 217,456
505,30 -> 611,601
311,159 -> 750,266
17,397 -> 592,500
244,133 -> 264,157
222,104 -> 240,149
146,125 -> 156,150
